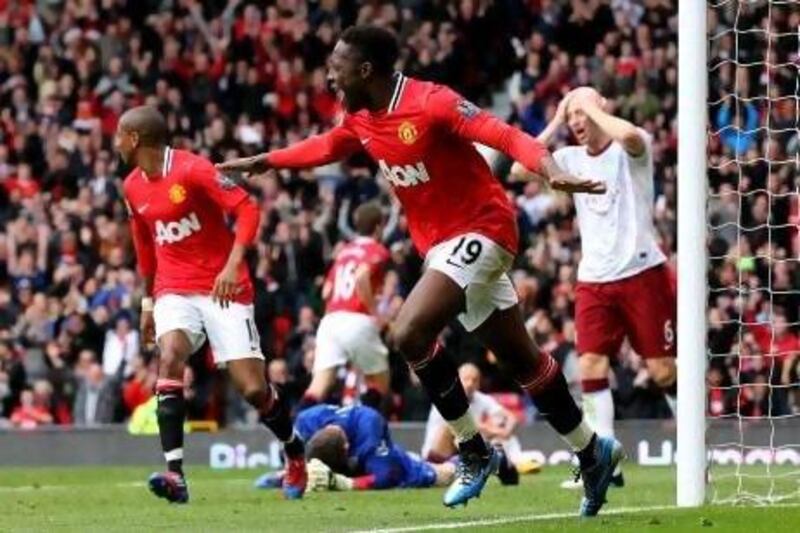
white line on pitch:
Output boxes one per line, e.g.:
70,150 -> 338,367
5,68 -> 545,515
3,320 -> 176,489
351,504 -> 676,533
353,502 -> 800,533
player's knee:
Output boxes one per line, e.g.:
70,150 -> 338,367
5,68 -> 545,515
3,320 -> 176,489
241,385 -> 269,410
158,349 -> 184,379
648,358 -> 676,388
579,353 -> 609,379
158,334 -> 191,377
389,319 -> 431,361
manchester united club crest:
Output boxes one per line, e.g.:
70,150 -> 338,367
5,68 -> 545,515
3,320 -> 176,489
168,183 -> 187,204
398,121 -> 418,145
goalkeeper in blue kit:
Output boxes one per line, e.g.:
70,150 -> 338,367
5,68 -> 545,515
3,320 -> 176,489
256,404 -> 519,492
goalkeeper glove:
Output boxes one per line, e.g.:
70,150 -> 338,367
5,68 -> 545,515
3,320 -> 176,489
307,459 -> 354,491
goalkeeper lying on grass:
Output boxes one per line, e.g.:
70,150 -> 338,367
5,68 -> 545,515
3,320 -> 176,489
255,404 -> 519,491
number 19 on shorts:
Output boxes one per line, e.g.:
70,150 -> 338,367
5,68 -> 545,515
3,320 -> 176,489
446,237 -> 483,269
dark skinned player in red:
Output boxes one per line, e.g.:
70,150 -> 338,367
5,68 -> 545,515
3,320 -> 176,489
218,26 -> 623,516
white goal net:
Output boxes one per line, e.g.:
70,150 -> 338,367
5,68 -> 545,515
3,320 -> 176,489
706,0 -> 800,505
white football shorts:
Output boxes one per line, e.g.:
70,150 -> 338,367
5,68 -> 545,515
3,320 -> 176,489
425,233 -> 519,332
153,294 -> 264,364
314,311 -> 389,375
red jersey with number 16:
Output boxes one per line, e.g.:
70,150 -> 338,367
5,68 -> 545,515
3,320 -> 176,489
325,237 -> 390,315
267,75 -> 550,256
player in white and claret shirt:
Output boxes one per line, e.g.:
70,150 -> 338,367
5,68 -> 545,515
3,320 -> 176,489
513,87 -> 676,488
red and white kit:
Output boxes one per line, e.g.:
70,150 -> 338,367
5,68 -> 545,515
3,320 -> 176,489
267,74 -> 552,331
315,237 -> 391,375
124,147 -> 262,363
554,131 -> 676,359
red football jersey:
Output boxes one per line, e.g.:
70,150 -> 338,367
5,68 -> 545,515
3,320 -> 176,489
123,147 -> 255,303
267,75 -> 550,256
325,237 -> 390,315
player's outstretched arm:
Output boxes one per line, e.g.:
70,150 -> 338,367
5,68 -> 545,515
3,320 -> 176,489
511,155 -> 605,194
538,154 -> 606,194
570,87 -> 646,157
508,94 -> 570,181
214,153 -> 270,175
216,126 -> 362,175
510,153 -> 605,194
428,86 -> 605,195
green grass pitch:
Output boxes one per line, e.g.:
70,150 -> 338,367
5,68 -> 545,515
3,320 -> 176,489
1,465 -> 798,532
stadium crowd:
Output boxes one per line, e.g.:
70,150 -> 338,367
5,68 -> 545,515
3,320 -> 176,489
0,0 -> 793,430
706,1 -> 800,418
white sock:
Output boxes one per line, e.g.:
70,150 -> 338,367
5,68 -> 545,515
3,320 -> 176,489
164,448 -> 183,462
583,387 -> 621,475
561,420 -> 594,452
583,388 -> 615,438
448,411 -> 479,443
664,392 -> 677,417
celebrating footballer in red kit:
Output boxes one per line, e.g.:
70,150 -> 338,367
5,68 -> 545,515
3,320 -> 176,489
219,25 -> 622,516
116,106 -> 307,504
301,202 -> 393,412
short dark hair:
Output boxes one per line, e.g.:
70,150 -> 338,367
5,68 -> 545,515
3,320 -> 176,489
339,25 -> 399,76
120,106 -> 169,148
353,201 -> 384,236
306,426 -> 350,474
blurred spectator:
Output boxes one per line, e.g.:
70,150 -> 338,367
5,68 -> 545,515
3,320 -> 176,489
32,378 -> 71,424
11,388 -> 53,429
0,339 -> 25,418
101,315 -> 139,378
73,363 -> 120,426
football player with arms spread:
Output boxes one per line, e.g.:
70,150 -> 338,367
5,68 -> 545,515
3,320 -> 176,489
219,26 -> 621,515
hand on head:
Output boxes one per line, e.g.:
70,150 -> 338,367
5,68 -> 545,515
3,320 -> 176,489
565,87 -> 607,114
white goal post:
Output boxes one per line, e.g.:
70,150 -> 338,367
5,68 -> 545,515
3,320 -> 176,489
677,0 -> 709,508
679,0 -> 800,507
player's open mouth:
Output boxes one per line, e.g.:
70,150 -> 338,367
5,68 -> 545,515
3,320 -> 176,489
327,78 -> 342,99
328,82 -> 344,102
